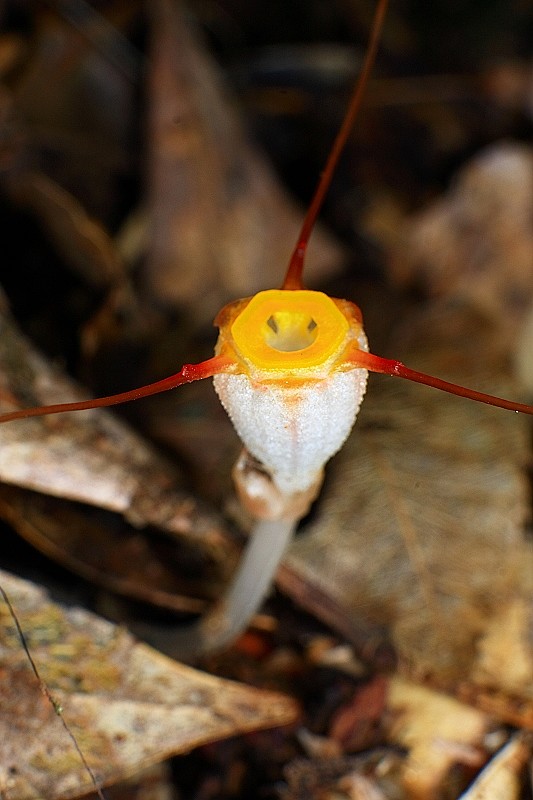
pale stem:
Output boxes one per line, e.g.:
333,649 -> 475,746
137,516 -> 297,660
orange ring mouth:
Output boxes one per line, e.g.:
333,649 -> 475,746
230,289 -> 350,371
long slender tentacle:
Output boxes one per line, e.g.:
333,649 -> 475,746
282,0 -> 389,290
352,350 -> 533,415
0,356 -> 236,424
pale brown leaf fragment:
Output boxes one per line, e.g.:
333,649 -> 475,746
387,143 -> 533,351
387,677 -> 490,799
0,569 -> 298,800
0,300 -> 226,539
471,599 -> 533,697
459,734 -> 530,800
0,297 -> 238,608
145,0 -> 344,322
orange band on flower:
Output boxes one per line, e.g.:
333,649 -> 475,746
229,290 -> 350,371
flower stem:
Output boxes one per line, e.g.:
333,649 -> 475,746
137,517 -> 297,660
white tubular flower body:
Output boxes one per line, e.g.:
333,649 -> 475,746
213,289 -> 369,499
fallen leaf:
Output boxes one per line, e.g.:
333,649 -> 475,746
0,568 -> 298,800
329,674 -> 388,751
281,302 -> 533,723
0,485 -> 216,614
144,0 -> 344,322
0,296 -> 239,612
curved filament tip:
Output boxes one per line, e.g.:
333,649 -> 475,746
281,0 -> 389,291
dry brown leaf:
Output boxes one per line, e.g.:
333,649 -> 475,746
145,0 -> 344,322
0,298 -> 218,531
0,296 -> 238,609
387,677 -> 490,799
0,568 -> 298,800
281,303 -> 533,723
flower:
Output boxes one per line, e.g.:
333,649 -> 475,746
213,289 -> 369,496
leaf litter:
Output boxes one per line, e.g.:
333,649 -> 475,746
0,569 -> 298,800
0,293 -> 240,615
285,300 -> 533,705
1,1 -> 533,798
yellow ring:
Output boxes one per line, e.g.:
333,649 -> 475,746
230,289 -> 349,370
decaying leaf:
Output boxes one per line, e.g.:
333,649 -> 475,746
0,569 -> 298,800
0,296 -> 216,529
0,295 -> 239,611
282,302 -> 533,723
0,485 -> 214,615
145,0 -> 344,321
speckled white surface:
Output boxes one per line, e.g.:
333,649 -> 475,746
213,367 -> 368,495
